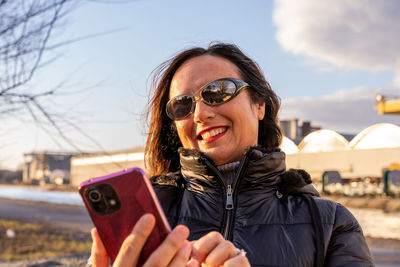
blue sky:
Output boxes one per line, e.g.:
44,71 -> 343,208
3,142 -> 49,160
1,0 -> 399,169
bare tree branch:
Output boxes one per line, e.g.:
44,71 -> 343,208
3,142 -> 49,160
0,0 -> 138,170
0,1 -> 71,93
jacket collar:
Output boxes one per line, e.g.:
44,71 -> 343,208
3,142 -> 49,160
178,147 -> 286,190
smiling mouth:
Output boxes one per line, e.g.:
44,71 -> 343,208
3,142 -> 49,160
197,127 -> 228,141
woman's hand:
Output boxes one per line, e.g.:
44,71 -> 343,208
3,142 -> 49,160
188,231 -> 250,267
90,213 -> 191,267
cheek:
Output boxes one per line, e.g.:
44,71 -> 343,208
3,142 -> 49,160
235,104 -> 260,144
175,120 -> 194,144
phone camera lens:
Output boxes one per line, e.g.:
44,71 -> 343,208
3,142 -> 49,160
88,189 -> 101,203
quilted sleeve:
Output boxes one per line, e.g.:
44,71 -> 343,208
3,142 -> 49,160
325,203 -> 374,267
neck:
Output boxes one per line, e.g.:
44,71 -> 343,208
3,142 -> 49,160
217,161 -> 240,186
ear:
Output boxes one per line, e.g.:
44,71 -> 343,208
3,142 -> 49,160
256,101 -> 266,120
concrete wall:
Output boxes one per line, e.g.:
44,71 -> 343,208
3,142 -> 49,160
286,147 -> 400,180
70,147 -> 400,186
70,152 -> 146,187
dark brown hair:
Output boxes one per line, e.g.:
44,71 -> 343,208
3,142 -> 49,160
145,43 -> 282,176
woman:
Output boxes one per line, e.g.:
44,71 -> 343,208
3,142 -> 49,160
90,43 -> 373,266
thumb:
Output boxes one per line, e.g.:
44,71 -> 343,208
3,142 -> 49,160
90,228 -> 110,267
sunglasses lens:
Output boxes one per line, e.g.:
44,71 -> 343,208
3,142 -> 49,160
202,80 -> 237,105
167,79 -> 246,120
167,95 -> 193,120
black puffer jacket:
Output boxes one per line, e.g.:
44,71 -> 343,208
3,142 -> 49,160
151,147 -> 373,267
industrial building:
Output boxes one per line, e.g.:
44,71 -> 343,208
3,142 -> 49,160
70,148 -> 145,186
23,152 -> 80,185
287,123 -> 400,180
68,123 -> 400,189
279,119 -> 321,143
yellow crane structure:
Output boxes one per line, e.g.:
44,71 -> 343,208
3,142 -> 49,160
374,94 -> 400,115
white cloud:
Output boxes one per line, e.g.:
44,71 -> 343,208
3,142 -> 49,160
273,0 -> 400,85
280,86 -> 399,133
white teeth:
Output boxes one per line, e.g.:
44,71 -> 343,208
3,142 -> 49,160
201,127 -> 226,140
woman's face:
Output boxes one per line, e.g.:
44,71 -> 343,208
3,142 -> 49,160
169,55 -> 265,165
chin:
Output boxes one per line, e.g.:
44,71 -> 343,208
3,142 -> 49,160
204,151 -> 231,165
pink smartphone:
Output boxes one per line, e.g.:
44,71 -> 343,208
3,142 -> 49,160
79,167 -> 171,265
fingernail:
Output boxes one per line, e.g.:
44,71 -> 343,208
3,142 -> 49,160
90,228 -> 96,239
175,225 -> 189,238
142,213 -> 155,224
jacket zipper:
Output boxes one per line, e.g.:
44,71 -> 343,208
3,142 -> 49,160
204,160 -> 233,239
224,154 -> 250,240
226,185 -> 233,210
222,184 -> 234,239
203,161 -> 227,199
204,149 -> 251,240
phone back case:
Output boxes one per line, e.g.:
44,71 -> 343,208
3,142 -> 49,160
79,167 -> 170,265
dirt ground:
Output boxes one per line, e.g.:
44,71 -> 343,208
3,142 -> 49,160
0,218 -> 91,261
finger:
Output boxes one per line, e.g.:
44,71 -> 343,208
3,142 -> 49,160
186,258 -> 200,267
90,228 -> 110,267
113,213 -> 156,267
186,241 -> 200,267
167,240 -> 191,267
204,240 -> 236,266
191,231 -> 224,263
144,225 -> 189,267
223,254 -> 250,267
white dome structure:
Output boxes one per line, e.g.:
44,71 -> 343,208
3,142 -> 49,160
349,123 -> 400,149
280,137 -> 299,154
298,129 -> 349,153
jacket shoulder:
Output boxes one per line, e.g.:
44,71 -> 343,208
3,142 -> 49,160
312,197 -> 365,232
312,198 -> 373,266
150,172 -> 184,226
150,171 -> 184,206
150,171 -> 183,188
329,201 -> 367,239
311,197 -> 338,224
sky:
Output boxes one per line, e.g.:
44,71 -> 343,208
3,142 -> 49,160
1,0 -> 400,169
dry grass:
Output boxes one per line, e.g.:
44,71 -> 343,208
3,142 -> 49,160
0,218 -> 91,261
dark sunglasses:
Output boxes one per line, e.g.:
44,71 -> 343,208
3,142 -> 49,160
166,78 -> 249,120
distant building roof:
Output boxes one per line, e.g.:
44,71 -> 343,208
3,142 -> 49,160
298,129 -> 349,152
281,136 -> 299,154
349,123 -> 400,149
71,148 -> 145,166
24,151 -> 81,156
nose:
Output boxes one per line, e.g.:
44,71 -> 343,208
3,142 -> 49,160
193,98 -> 215,123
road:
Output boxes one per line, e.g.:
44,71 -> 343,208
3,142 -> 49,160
0,197 -> 92,232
